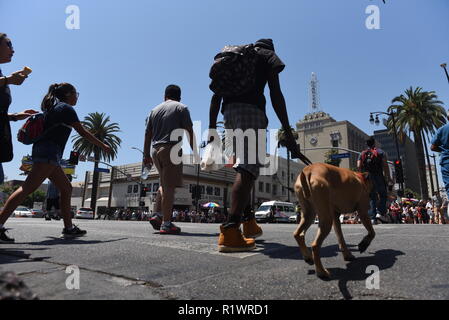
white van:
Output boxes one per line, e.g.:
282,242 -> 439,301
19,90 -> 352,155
255,201 -> 296,223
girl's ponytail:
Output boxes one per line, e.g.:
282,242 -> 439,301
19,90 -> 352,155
40,83 -> 76,111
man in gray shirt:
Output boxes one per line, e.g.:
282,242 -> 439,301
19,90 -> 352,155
143,85 -> 196,235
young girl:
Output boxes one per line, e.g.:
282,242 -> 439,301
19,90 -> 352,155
0,83 -> 111,242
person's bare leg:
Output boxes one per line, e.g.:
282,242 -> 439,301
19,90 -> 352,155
227,171 -> 254,225
154,186 -> 163,214
161,186 -> 175,223
0,163 -> 55,225
48,167 -> 73,229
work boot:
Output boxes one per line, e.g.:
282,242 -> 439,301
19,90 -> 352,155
242,218 -> 263,239
218,224 -> 256,253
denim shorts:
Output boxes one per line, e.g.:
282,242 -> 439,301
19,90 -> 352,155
32,140 -> 62,166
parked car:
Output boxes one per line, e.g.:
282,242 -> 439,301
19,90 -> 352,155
30,209 -> 45,218
13,207 -> 33,217
255,201 -> 296,223
75,208 -> 94,219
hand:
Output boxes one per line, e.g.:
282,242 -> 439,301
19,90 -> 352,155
144,156 -> 153,167
8,71 -> 28,85
14,109 -> 39,121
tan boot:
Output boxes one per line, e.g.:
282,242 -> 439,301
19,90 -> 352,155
218,225 -> 256,253
243,218 -> 263,239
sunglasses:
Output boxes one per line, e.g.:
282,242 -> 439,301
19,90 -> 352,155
6,40 -> 13,50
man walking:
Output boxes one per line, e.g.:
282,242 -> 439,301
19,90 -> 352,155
208,39 -> 305,252
431,112 -> 449,203
357,137 -> 393,225
143,85 -> 197,235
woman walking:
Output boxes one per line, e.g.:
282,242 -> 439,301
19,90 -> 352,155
0,82 -> 111,242
0,33 -> 38,184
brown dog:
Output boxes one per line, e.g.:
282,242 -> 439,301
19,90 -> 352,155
293,163 -> 376,279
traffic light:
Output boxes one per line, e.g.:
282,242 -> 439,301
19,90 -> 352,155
69,151 -> 79,165
140,186 -> 149,197
394,160 -> 404,184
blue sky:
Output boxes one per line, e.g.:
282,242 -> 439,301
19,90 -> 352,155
1,0 -> 448,182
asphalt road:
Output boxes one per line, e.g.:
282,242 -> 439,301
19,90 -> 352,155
1,218 -> 449,300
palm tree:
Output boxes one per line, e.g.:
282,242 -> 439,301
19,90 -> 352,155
387,87 -> 446,199
72,112 -> 121,216
277,126 -> 299,202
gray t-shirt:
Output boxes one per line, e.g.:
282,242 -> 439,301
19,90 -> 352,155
146,100 -> 193,147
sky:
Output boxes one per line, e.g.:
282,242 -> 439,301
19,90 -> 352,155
1,0 -> 448,182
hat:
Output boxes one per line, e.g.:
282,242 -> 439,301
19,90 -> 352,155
255,38 -> 275,51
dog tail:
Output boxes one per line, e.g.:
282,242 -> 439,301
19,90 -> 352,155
299,170 -> 311,200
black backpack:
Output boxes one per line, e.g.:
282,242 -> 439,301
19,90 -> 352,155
361,148 -> 382,173
209,44 -> 259,98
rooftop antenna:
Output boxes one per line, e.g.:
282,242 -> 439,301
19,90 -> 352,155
309,72 -> 321,113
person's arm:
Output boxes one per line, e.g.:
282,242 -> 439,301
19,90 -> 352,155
143,127 -> 153,167
383,156 -> 393,183
8,109 -> 39,122
209,94 -> 222,129
268,72 -> 291,130
357,159 -> 363,172
71,122 -> 111,153
1,70 -> 28,87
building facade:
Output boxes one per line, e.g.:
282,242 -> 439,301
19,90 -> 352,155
72,155 -> 305,214
296,111 -> 370,169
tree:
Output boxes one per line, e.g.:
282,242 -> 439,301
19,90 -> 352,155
388,87 -> 446,199
277,127 -> 299,202
71,113 -> 121,216
324,149 -> 342,167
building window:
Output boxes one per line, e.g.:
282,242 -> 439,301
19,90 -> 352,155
200,186 -> 205,194
282,186 -> 286,195
133,185 -> 139,194
127,185 -> 132,194
206,186 -> 213,195
153,183 -> 159,192
214,187 -> 221,196
291,174 -> 295,182
266,183 -> 271,194
282,171 -> 285,178
259,182 -> 264,192
273,185 -> 277,196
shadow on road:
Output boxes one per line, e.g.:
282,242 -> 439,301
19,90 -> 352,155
0,248 -> 51,265
21,237 -> 128,246
326,249 -> 405,300
151,232 -> 220,237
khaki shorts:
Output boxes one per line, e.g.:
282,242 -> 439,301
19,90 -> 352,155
151,144 -> 183,188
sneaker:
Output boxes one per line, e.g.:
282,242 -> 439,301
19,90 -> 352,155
242,218 -> 263,239
61,225 -> 87,239
159,222 -> 181,235
149,213 -> 162,231
371,219 -> 378,225
0,228 -> 14,244
218,224 -> 256,253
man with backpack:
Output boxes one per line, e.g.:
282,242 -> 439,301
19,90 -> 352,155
357,137 -> 393,225
208,39 -> 310,252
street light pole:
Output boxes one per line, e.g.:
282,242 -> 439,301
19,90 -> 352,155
441,63 -> 449,84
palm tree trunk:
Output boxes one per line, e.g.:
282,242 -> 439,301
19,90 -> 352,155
413,130 -> 429,199
422,134 -> 435,197
90,148 -> 100,218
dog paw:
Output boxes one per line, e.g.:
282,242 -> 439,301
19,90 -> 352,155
316,269 -> 331,279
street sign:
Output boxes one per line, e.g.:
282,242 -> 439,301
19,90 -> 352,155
95,168 -> 110,173
331,153 -> 351,160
